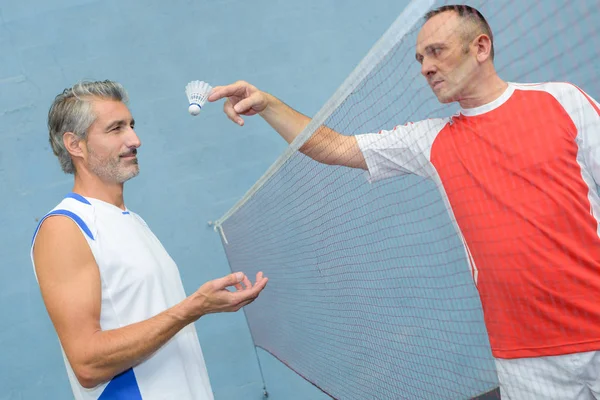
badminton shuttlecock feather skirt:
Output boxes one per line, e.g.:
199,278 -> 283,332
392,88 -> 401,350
185,80 -> 212,116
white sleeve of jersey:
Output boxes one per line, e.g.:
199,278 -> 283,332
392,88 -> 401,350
354,118 -> 449,183
542,83 -> 600,186
571,87 -> 600,185
582,92 -> 600,185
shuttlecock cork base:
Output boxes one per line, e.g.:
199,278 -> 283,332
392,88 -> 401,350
185,80 -> 213,116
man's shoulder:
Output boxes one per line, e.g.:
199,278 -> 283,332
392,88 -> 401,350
386,117 -> 452,134
511,81 -> 581,95
50,195 -> 97,224
511,81 -> 594,113
32,194 -> 98,247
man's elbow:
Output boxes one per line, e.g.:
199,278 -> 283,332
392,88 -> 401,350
299,135 -> 364,169
298,144 -> 339,166
73,364 -> 107,389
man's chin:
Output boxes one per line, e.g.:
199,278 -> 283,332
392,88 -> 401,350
120,168 -> 140,183
434,92 -> 455,104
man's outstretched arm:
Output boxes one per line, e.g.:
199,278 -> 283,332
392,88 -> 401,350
209,81 -> 367,169
33,215 -> 267,389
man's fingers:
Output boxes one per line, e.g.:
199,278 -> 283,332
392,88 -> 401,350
236,298 -> 256,310
232,94 -> 261,115
223,100 -> 244,126
207,86 -> 222,101
243,276 -> 268,297
233,288 -> 256,301
213,272 -> 245,290
208,82 -> 249,102
231,278 -> 267,302
241,274 -> 252,290
253,276 -> 268,293
208,85 -> 236,102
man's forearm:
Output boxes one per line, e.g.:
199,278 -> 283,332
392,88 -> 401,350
256,91 -> 365,168
74,300 -> 196,388
259,93 -> 312,144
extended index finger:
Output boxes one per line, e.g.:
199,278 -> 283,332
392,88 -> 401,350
208,82 -> 247,102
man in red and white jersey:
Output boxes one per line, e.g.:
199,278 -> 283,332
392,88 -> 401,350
209,4 -> 600,399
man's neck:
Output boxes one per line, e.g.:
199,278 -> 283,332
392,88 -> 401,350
72,173 -> 126,210
458,71 -> 508,110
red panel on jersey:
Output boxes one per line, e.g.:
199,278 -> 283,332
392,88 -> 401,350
430,89 -> 600,358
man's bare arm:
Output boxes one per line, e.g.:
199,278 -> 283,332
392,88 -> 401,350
209,81 -> 367,170
33,216 -> 267,389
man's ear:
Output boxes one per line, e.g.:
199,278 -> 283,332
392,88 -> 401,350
475,33 -> 493,63
63,132 -> 86,160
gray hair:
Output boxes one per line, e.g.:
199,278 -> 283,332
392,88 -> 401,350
47,80 -> 129,174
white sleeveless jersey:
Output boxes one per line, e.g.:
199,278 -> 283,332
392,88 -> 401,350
31,193 -> 214,400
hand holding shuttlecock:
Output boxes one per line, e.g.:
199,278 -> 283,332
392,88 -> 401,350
185,80 -> 213,116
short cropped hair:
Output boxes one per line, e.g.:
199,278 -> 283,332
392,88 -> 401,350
424,5 -> 495,60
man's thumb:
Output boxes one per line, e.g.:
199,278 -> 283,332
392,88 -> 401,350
224,272 -> 244,286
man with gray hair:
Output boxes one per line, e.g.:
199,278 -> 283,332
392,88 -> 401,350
31,80 -> 268,399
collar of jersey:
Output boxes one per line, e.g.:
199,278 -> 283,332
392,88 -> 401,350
65,192 -> 130,214
459,83 -> 515,117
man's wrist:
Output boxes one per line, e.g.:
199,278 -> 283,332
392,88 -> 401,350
168,296 -> 204,325
259,92 -> 278,117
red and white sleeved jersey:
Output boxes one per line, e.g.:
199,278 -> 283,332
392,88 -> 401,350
356,82 -> 600,359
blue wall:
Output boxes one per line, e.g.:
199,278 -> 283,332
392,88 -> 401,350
0,1 -> 409,398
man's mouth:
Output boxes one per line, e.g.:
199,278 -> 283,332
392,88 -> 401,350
430,80 -> 444,89
120,149 -> 137,158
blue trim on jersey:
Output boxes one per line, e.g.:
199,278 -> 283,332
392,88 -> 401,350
65,192 -> 91,205
98,368 -> 142,400
122,211 -> 130,215
31,210 -> 95,245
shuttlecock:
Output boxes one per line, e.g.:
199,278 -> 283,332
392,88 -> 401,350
185,80 -> 212,116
